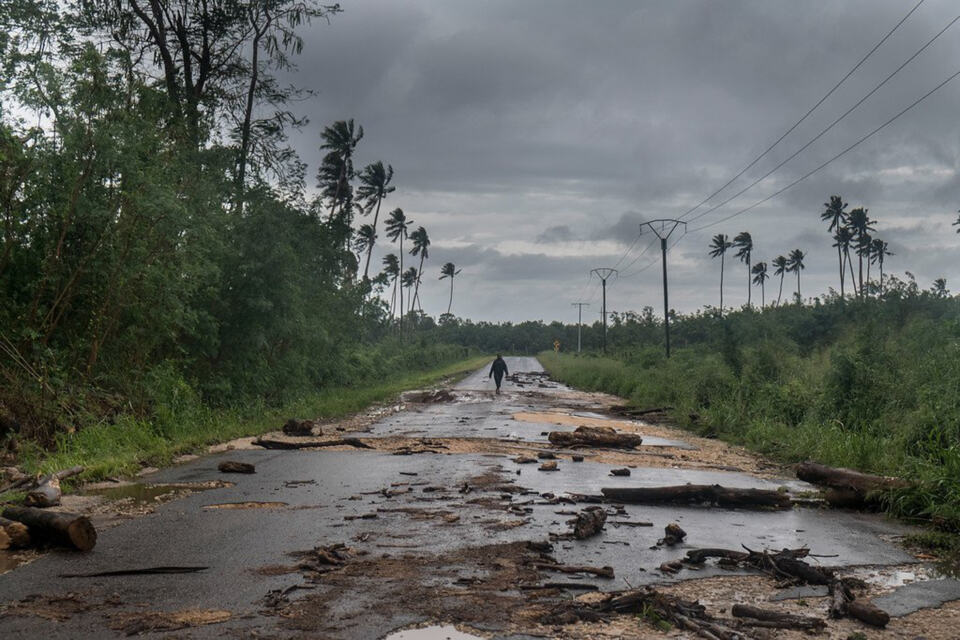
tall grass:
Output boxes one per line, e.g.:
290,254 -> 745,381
15,355 -> 488,483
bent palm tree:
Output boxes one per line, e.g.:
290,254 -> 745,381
385,208 -> 412,331
821,195 -> 848,296
409,226 -> 430,313
401,267 -> 418,314
356,161 -> 395,279
382,253 -> 400,321
870,238 -> 893,294
708,234 -> 733,313
846,207 -> 874,296
319,119 -> 364,221
787,249 -> 806,301
733,231 -> 753,307
751,261 -> 769,307
832,226 -> 856,296
932,278 -> 949,298
439,262 -> 462,315
354,224 -> 376,259
772,255 -> 788,306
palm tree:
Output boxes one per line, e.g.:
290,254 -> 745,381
832,227 -> 857,296
953,210 -> 960,233
439,262 -> 462,315
772,255 -> 788,306
385,208 -> 412,330
932,278 -> 949,298
401,267 -> 418,314
787,249 -> 806,301
319,119 -> 364,221
381,253 -> 400,320
751,261 -> 769,307
869,238 -> 893,294
846,207 -> 875,296
356,161 -> 395,279
409,226 -> 430,313
821,195 -> 848,297
354,224 -> 377,266
708,234 -> 733,313
733,231 -> 753,307
856,231 -> 873,293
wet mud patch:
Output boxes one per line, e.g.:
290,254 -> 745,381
82,480 -> 233,517
107,608 -> 231,635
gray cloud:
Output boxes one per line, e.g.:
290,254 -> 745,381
285,0 -> 960,321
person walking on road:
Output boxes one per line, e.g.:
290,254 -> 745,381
489,355 -> 509,394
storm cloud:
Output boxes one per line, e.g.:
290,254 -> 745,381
286,0 -> 960,322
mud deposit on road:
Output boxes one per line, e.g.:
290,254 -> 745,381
1,356 -> 958,639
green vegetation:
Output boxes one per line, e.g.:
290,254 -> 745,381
15,352 -> 486,483
539,286 -> 960,530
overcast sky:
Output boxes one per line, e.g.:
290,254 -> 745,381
286,0 -> 960,323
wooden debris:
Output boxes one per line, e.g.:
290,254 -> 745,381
532,562 -> 614,579
22,466 -> 85,508
548,425 -> 642,449
217,461 -> 255,474
538,461 -> 558,472
0,516 -> 30,548
731,603 -> 826,630
282,419 -> 318,436
797,461 -> 906,507
2,505 -> 96,551
601,484 -> 792,510
609,467 -> 630,476
571,455 -> 584,462
661,522 -> 686,546
513,456 -> 537,464
571,506 -> 606,539
829,579 -> 890,627
254,436 -> 372,450
61,566 -> 208,578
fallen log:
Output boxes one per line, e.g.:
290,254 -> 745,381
282,419 -> 318,436
548,426 -> 642,449
0,516 -> 30,548
531,562 -> 614,579
217,461 -> 255,474
731,604 -> 825,630
601,484 -> 792,510
254,436 -> 373,450
1,506 -> 96,551
847,598 -> 890,628
661,522 -> 686,546
571,506 -> 606,539
23,465 -> 85,508
797,462 -> 906,508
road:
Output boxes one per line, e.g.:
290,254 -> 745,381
0,356 -> 957,639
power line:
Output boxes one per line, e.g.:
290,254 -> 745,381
616,236 -> 658,274
689,63 -> 960,233
686,9 -> 960,225
679,0 -> 925,220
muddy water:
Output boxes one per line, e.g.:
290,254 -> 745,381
384,625 -> 484,640
85,482 -> 185,505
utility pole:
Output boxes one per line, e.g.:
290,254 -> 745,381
590,268 -> 618,354
638,220 -> 686,358
571,302 -> 589,353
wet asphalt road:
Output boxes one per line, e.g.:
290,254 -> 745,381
0,356 -> 942,638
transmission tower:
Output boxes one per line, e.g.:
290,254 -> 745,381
638,220 -> 686,358
590,268 -> 618,354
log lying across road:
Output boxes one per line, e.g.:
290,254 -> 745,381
731,603 -> 826,630
548,426 -> 643,449
1,506 -> 96,551
254,436 -> 373,450
601,484 -> 792,510
796,461 -> 907,507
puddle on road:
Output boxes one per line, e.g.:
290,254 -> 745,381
384,624 -> 484,640
202,501 -> 287,510
85,481 -> 231,506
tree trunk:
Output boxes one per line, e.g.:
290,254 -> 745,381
796,461 -> 906,508
719,253 -> 724,314
447,278 -> 454,314
837,244 -> 845,297
601,485 -> 792,510
548,426 -> 643,449
746,258 -> 751,307
413,253 -> 426,313
777,273 -> 784,306
398,236 -> 404,334
1,506 -> 96,551
235,9 -> 268,215
0,516 -> 30,549
731,604 -> 825,630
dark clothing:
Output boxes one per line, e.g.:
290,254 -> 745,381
489,357 -> 509,390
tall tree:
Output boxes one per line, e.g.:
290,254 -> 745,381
846,207 -> 875,296
409,226 -> 430,313
869,238 -> 893,294
356,161 -> 394,279
319,119 -> 363,222
708,234 -> 733,314
821,195 -> 848,297
787,249 -> 806,301
751,261 -> 768,307
832,226 -> 857,297
932,278 -> 949,298
353,223 -> 376,265
401,267 -> 418,314
385,208 -> 411,330
772,255 -> 788,306
439,262 -> 461,315
381,253 -> 400,321
733,231 -> 753,307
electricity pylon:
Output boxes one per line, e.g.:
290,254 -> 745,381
638,220 -> 686,358
590,268 -> 618,354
